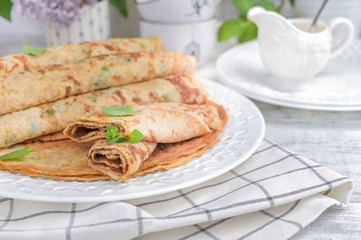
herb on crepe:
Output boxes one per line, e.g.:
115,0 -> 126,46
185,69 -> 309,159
102,106 -> 134,117
23,44 -> 46,56
104,125 -> 144,145
128,129 -> 144,144
104,125 -> 127,145
0,147 -> 35,161
218,0 -> 295,43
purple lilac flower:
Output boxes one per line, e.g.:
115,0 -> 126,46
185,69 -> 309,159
12,0 -> 99,28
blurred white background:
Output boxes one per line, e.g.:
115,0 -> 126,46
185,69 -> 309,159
0,0 -> 360,56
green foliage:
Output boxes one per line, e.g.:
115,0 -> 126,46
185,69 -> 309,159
0,0 -> 12,21
109,0 -> 128,18
218,0 -> 292,44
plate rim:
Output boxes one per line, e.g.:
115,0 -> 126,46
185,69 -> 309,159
0,78 -> 265,203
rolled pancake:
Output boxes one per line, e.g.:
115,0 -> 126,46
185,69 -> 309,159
0,51 -> 196,115
0,37 -> 163,75
87,140 -> 157,182
135,105 -> 228,175
85,104 -> 228,181
0,74 -> 208,148
64,102 -> 224,143
0,140 -> 109,181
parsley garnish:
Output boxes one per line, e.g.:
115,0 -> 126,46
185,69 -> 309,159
0,147 -> 35,161
23,44 -> 46,56
102,106 -> 134,117
104,125 -> 144,145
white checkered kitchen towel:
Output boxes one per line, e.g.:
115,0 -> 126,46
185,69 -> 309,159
0,140 -> 354,240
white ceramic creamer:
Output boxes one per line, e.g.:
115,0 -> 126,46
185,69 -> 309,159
248,7 -> 354,91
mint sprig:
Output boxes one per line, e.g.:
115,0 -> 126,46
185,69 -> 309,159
104,125 -> 144,145
104,125 -> 127,145
23,44 -> 46,56
102,106 -> 134,117
128,129 -> 144,144
218,0 -> 287,43
0,147 -> 35,161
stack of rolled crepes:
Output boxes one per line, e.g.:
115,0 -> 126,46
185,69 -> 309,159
0,37 -> 227,182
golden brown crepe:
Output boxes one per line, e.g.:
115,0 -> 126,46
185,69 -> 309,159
82,103 -> 227,182
0,74 -> 208,148
0,132 -> 220,181
134,131 -> 219,176
0,37 -> 163,75
0,51 -> 196,115
0,140 -> 109,181
64,102 -> 224,143
87,140 -> 157,182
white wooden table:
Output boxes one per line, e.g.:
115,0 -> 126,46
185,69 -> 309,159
196,55 -> 361,239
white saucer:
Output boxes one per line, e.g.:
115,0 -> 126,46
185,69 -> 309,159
216,40 -> 361,111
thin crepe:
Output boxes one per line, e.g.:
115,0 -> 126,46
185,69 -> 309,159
0,140 -> 109,181
87,140 -> 157,182
0,132 -> 220,181
83,103 -> 227,182
0,74 -> 208,148
64,102 -> 224,143
0,37 -> 163,75
0,51 -> 196,115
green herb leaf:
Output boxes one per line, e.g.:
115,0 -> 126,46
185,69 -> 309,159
233,0 -> 254,18
104,125 -> 144,145
128,129 -> 144,144
0,147 -> 35,161
106,136 -> 127,145
104,125 -> 127,145
104,125 -> 120,139
102,106 -> 134,117
23,44 -> 46,56
101,65 -> 112,73
40,109 -> 56,117
218,19 -> 246,42
0,0 -> 12,21
109,0 -> 128,18
238,22 -> 258,43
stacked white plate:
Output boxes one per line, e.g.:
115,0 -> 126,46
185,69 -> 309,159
216,40 -> 361,111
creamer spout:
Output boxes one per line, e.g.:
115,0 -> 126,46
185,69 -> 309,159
247,7 -> 267,25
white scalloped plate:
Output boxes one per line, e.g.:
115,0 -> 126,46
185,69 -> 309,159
0,78 -> 265,203
216,40 -> 361,111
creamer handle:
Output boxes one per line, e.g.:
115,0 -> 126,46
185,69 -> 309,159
329,17 -> 354,58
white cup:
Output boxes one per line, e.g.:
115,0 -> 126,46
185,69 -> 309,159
139,18 -> 217,65
135,0 -> 221,23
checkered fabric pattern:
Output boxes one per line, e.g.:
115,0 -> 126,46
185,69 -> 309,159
0,140 -> 353,240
